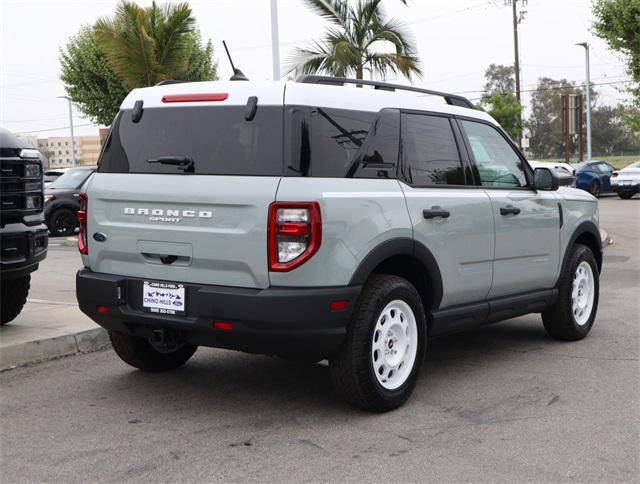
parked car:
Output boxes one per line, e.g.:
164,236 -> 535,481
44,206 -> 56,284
43,168 -> 68,188
611,161 -> 640,199
44,166 -> 96,236
0,128 -> 48,324
528,161 -> 576,186
76,77 -> 601,412
575,160 -> 616,197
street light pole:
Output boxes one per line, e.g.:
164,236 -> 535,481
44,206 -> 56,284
270,0 -> 281,81
577,42 -> 592,161
57,95 -> 77,167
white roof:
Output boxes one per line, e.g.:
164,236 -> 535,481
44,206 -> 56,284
120,80 -> 496,125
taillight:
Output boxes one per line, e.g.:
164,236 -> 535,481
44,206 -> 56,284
77,192 -> 88,255
268,202 -> 321,272
612,172 -> 618,177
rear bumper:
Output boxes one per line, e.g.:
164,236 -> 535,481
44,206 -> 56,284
76,269 -> 361,358
0,223 -> 48,280
611,183 -> 639,193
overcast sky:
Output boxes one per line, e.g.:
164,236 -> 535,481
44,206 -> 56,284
0,0 -> 631,137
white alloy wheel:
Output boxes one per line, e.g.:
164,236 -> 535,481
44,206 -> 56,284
572,261 -> 595,326
371,299 -> 418,390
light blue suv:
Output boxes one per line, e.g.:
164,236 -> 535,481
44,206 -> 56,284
76,77 -> 601,411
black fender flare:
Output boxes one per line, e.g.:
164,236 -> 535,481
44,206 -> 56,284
559,221 -> 602,282
349,238 -> 444,310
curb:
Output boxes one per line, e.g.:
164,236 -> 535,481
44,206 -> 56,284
0,327 -> 110,371
600,229 -> 613,248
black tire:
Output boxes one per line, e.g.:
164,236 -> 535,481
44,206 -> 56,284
618,191 -> 634,199
0,275 -> 30,325
329,275 -> 426,412
109,331 -> 197,371
589,180 -> 601,197
542,244 -> 599,341
48,207 -> 77,237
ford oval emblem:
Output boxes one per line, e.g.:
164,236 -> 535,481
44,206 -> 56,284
93,232 -> 107,242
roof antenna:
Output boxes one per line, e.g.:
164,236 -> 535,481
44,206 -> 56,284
223,41 -> 249,81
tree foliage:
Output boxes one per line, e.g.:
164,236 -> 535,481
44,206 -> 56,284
525,77 -> 639,158
286,0 -> 422,80
593,0 -> 640,108
481,93 -> 521,141
60,26 -> 129,126
483,63 -> 515,96
526,78 -> 577,158
479,64 -> 521,141
60,1 -> 217,126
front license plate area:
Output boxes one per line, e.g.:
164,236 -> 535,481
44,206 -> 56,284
142,281 -> 186,316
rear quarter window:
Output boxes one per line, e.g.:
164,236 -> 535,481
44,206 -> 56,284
285,107 -> 399,178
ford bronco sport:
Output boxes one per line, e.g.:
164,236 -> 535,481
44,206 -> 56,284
76,77 -> 601,411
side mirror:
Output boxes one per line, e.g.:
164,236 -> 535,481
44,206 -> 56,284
534,167 -> 559,191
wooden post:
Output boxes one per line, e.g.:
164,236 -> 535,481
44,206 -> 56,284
562,94 -> 570,163
578,94 -> 584,161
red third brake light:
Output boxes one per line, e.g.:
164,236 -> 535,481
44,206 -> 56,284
77,192 -> 88,255
162,93 -> 228,103
268,202 -> 321,272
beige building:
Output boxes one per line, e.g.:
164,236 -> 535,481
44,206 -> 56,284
17,133 -> 102,168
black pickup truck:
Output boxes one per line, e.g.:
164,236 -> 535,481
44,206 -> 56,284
0,128 -> 48,324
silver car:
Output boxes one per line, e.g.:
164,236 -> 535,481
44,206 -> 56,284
75,77 -> 602,411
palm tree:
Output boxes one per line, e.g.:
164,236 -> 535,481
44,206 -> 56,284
286,0 -> 422,81
94,1 -> 195,88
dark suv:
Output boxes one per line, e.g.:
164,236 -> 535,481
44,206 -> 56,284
44,166 -> 96,236
0,128 -> 48,324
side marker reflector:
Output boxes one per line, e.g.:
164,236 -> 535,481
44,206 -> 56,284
330,300 -> 348,312
213,321 -> 234,332
96,305 -> 110,314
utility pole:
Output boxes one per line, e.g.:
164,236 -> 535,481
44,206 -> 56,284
576,42 -> 592,160
57,95 -> 76,167
507,0 -> 526,148
270,0 -> 281,81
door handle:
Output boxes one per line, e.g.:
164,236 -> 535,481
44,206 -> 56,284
500,205 -> 521,216
423,206 -> 450,219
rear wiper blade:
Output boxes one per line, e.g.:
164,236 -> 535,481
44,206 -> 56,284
147,156 -> 194,173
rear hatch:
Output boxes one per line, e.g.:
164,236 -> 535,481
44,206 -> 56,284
85,82 -> 284,289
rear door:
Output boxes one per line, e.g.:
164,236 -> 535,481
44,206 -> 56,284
458,118 -> 560,297
85,84 -> 284,289
398,112 -> 495,308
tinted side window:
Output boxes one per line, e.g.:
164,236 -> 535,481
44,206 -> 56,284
401,114 -> 465,186
309,108 -> 375,177
461,120 -> 527,188
286,107 -> 390,178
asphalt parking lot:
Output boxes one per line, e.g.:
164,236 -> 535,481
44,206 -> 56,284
1,195 -> 638,482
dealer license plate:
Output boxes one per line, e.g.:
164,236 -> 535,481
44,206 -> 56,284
142,281 -> 186,315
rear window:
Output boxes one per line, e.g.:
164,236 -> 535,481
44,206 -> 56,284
98,106 -> 283,175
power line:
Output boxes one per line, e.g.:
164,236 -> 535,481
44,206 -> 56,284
17,123 -> 94,134
461,79 -> 632,99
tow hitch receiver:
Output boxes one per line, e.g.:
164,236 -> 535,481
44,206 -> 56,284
150,329 -> 180,349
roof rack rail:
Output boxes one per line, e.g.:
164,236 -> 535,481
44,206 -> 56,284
155,80 -> 189,86
296,75 -> 475,109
